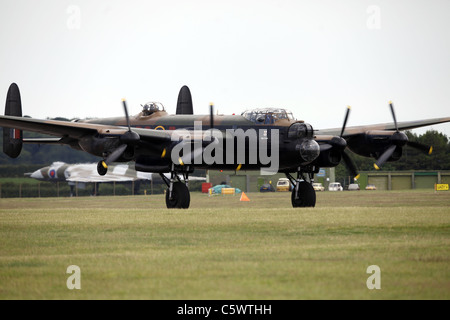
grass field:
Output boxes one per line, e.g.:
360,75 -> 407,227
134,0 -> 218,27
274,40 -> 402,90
0,190 -> 449,300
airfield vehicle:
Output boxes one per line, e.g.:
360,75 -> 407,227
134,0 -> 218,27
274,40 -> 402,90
347,183 -> 360,191
260,183 -> 275,192
329,182 -> 343,191
365,184 -> 377,190
312,183 -> 325,191
276,178 -> 291,192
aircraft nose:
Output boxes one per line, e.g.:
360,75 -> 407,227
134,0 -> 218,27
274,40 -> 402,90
30,170 -> 44,180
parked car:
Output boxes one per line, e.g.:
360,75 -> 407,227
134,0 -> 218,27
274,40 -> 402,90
365,184 -> 377,190
260,183 -> 275,192
328,182 -> 343,191
348,183 -> 360,191
312,182 -> 325,191
276,178 -> 291,192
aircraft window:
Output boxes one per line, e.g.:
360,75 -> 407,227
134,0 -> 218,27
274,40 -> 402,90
242,108 -> 295,123
141,102 -> 164,116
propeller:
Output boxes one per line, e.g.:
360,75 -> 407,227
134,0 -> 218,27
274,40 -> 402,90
340,105 -> 351,137
373,102 -> 432,170
210,102 -> 214,129
407,141 -> 433,154
119,99 -> 141,145
340,107 -> 360,179
98,99 -> 140,175
328,106 -> 360,179
373,144 -> 397,170
342,149 -> 359,179
389,101 -> 398,131
178,103 -> 217,165
179,142 -> 205,166
316,106 -> 359,179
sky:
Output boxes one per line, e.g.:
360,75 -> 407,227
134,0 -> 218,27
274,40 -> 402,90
1,0 -> 449,137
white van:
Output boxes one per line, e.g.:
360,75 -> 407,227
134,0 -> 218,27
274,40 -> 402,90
328,182 -> 343,191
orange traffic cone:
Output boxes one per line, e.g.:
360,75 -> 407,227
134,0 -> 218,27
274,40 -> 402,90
240,192 -> 250,202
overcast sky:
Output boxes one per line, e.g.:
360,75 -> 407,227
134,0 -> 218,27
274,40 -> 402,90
1,0 -> 449,136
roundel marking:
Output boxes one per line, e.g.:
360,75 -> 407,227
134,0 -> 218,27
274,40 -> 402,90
49,169 -> 56,179
155,125 -> 165,130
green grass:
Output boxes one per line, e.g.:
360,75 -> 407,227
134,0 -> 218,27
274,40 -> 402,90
0,190 -> 449,299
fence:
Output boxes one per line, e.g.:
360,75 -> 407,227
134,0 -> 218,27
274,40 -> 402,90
0,180 -> 162,198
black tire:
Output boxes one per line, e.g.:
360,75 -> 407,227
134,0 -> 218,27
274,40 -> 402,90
166,182 -> 190,209
291,181 -> 316,208
97,161 -> 108,176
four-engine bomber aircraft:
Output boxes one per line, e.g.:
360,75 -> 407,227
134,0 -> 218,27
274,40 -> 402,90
2,83 -> 450,208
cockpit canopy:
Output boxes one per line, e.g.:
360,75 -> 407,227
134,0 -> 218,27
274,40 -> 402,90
241,108 -> 295,124
141,102 -> 165,116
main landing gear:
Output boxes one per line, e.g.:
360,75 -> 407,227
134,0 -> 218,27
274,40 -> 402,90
161,164 -> 191,209
285,167 -> 317,208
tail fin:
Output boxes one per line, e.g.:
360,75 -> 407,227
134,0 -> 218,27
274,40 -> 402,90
176,85 -> 193,115
3,83 -> 23,158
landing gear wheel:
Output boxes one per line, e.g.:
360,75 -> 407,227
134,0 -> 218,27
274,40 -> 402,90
166,182 -> 190,209
97,161 -> 107,176
291,181 -> 316,208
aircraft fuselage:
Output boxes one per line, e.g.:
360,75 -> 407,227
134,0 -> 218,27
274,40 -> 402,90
79,112 -> 312,173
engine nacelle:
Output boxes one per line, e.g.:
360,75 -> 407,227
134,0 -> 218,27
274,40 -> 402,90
311,146 -> 342,167
78,135 -> 135,161
346,131 -> 404,161
385,146 -> 402,162
135,155 -> 171,173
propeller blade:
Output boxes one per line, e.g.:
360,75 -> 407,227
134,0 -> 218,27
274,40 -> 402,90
210,103 -> 214,129
105,144 -> 127,165
178,134 -> 219,165
180,145 -> 204,165
119,99 -> 140,144
139,140 -> 167,157
340,106 -> 351,137
342,150 -> 359,179
374,144 -> 397,170
407,141 -> 433,154
389,101 -> 398,132
122,99 -> 131,132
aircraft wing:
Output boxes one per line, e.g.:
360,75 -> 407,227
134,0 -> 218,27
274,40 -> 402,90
65,163 -> 153,183
0,115 -> 98,138
317,117 -> 450,137
187,176 -> 207,181
0,115 -> 172,143
66,175 -> 138,183
67,174 -> 205,183
65,165 -> 206,182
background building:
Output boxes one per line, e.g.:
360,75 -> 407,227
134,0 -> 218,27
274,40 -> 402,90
207,169 -> 450,192
357,170 -> 450,190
